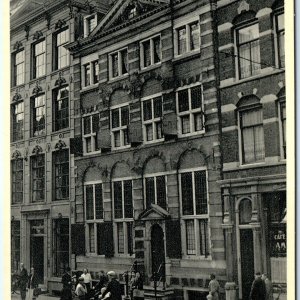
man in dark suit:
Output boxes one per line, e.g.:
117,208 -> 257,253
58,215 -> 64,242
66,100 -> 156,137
61,267 -> 73,300
100,271 -> 122,300
249,272 -> 266,300
19,263 -> 28,300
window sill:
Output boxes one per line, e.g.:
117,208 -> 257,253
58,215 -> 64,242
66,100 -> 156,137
111,145 -> 131,151
182,255 -> 212,261
83,150 -> 102,156
29,75 -> 46,84
143,138 -> 165,145
178,130 -> 205,139
11,83 -> 25,92
80,84 -> 99,93
51,66 -> 70,78
51,128 -> 70,136
52,199 -> 70,202
108,73 -> 129,83
11,139 -> 25,145
29,134 -> 47,142
173,50 -> 201,63
140,63 -> 161,73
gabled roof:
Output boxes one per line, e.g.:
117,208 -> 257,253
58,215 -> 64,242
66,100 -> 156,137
138,204 -> 170,220
90,0 -> 169,37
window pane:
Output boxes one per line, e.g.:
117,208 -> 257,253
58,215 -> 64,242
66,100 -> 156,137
156,121 -> 163,140
114,181 -> 123,218
86,185 -> 94,220
93,61 -> 99,83
146,124 -> 153,141
153,36 -> 161,63
178,27 -> 187,55
181,173 -> 193,215
280,102 -> 286,158
194,113 -> 203,132
195,171 -> 207,214
54,150 -> 69,200
12,102 -> 24,141
190,22 -> 200,50
181,116 -> 190,134
124,180 -> 133,218
178,90 -> 189,112
92,114 -> 100,133
31,154 -> 45,202
112,109 -> 120,128
238,24 -> 259,43
156,176 -> 166,209
186,220 -> 196,255
33,95 -> 45,136
143,100 -> 152,121
114,132 -> 121,148
199,219 -> 209,256
11,159 -> 23,204
117,223 -> 125,254
55,86 -> 69,131
121,49 -> 128,74
84,116 -> 91,134
95,184 -> 103,219
191,86 -> 202,109
153,97 -> 162,118
127,222 -> 133,255
84,64 -> 91,86
145,177 -> 155,208
143,40 -> 151,67
111,53 -> 119,77
89,224 -> 95,253
121,107 -> 129,126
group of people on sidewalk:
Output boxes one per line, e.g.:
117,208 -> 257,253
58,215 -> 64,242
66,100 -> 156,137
249,272 -> 273,300
61,268 -> 143,300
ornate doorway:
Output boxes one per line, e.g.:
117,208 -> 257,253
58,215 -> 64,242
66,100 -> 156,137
151,224 -> 165,278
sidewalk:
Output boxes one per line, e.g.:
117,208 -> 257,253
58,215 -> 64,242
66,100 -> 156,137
11,293 -> 60,300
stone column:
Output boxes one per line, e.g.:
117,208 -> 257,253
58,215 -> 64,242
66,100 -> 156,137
252,226 -> 263,273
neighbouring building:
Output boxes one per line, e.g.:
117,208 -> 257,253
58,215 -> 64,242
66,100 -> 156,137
217,0 -> 286,299
66,0 -> 226,299
10,0 -> 109,292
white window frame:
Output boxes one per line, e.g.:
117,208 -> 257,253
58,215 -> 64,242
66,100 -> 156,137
174,18 -> 200,57
143,172 -> 168,209
109,48 -> 128,80
273,11 -> 285,69
110,103 -> 130,150
82,59 -> 99,88
278,99 -> 286,160
112,177 -> 134,257
82,113 -> 100,155
141,93 -> 164,144
84,13 -> 98,37
176,83 -> 205,137
178,167 -> 211,259
14,49 -> 25,86
140,34 -> 161,69
56,28 -> 70,70
84,180 -> 104,256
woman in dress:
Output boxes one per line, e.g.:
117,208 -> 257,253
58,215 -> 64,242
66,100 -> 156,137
27,267 -> 39,300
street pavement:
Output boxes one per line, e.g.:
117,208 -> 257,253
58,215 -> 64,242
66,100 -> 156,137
11,293 -> 60,300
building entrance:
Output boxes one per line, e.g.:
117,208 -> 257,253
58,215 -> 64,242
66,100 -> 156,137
151,224 -> 165,278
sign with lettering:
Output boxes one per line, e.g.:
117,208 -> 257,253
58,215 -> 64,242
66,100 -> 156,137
270,226 -> 286,257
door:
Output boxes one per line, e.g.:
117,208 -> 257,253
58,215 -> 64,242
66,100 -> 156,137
151,224 -> 165,278
240,229 -> 254,299
30,236 -> 44,284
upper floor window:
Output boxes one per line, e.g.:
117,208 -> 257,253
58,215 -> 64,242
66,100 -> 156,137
83,60 -> 99,88
140,36 -> 161,68
54,28 -> 70,70
275,13 -> 285,68
109,49 -> 128,79
175,21 -> 200,56
239,107 -> 265,164
145,175 -> 166,210
32,40 -> 46,79
53,149 -> 69,201
83,113 -> 100,154
84,14 -> 97,37
176,85 -> 204,136
142,96 -> 163,143
236,24 -> 260,79
279,100 -> 286,159
53,86 -> 69,131
13,50 -> 25,86
31,154 -> 45,202
32,94 -> 45,137
111,105 -> 130,149
11,159 -> 23,204
12,101 -> 24,142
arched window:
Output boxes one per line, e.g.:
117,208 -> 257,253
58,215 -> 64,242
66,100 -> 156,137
239,198 -> 252,224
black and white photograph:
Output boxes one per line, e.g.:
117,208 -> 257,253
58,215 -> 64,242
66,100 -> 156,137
8,0 -> 294,299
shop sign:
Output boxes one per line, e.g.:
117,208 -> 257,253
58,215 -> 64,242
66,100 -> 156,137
270,227 -> 286,257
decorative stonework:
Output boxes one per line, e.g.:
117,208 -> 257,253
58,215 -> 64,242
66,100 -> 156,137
33,30 -> 43,41
45,12 -> 51,30
237,0 -> 250,14
55,19 -> 66,30
24,25 -> 30,40
129,72 -> 143,97
55,140 -> 67,150
13,41 -> 23,51
32,81 -> 43,95
32,145 -> 43,155
55,72 -> 67,87
12,150 -> 22,160
12,89 -> 22,102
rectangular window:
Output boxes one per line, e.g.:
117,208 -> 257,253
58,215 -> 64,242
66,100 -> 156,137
176,21 -> 200,56
53,149 -> 69,200
14,50 -> 25,86
11,159 -> 23,204
111,106 -> 130,149
31,154 -> 45,202
84,64 -> 91,86
82,60 -> 99,87
32,40 -> 46,78
53,218 -> 69,276
145,175 -> 166,209
141,35 -> 161,68
177,85 -> 204,135
279,101 -> 286,159
109,48 -> 128,79
32,94 -> 45,137
12,102 -> 24,141
92,61 -> 99,84
237,24 -> 260,79
55,28 -> 69,70
113,180 -> 133,255
275,13 -> 285,68
11,221 -> 21,273
186,219 -> 196,255
53,86 -> 69,131
142,96 -> 163,142
240,108 -> 265,164
84,15 -> 97,37
83,114 -> 100,153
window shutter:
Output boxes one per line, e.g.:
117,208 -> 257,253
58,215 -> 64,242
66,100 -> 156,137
162,112 -> 177,139
104,221 -> 114,257
128,120 -> 143,146
70,137 -> 83,156
71,224 -> 85,255
97,223 -> 106,255
97,128 -> 111,150
166,219 -> 182,259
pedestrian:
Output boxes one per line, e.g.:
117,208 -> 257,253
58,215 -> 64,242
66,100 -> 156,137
61,267 -> 73,300
130,271 -> 144,300
81,268 -> 93,298
19,263 -> 28,300
93,270 -> 108,297
262,273 -> 273,300
75,277 -> 87,300
208,274 -> 220,300
27,267 -> 39,300
249,272 -> 266,300
100,271 -> 122,300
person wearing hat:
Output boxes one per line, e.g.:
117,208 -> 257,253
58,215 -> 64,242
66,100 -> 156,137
100,271 -> 122,300
75,277 -> 87,300
61,267 -> 72,300
208,274 -> 220,300
249,272 -> 266,300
